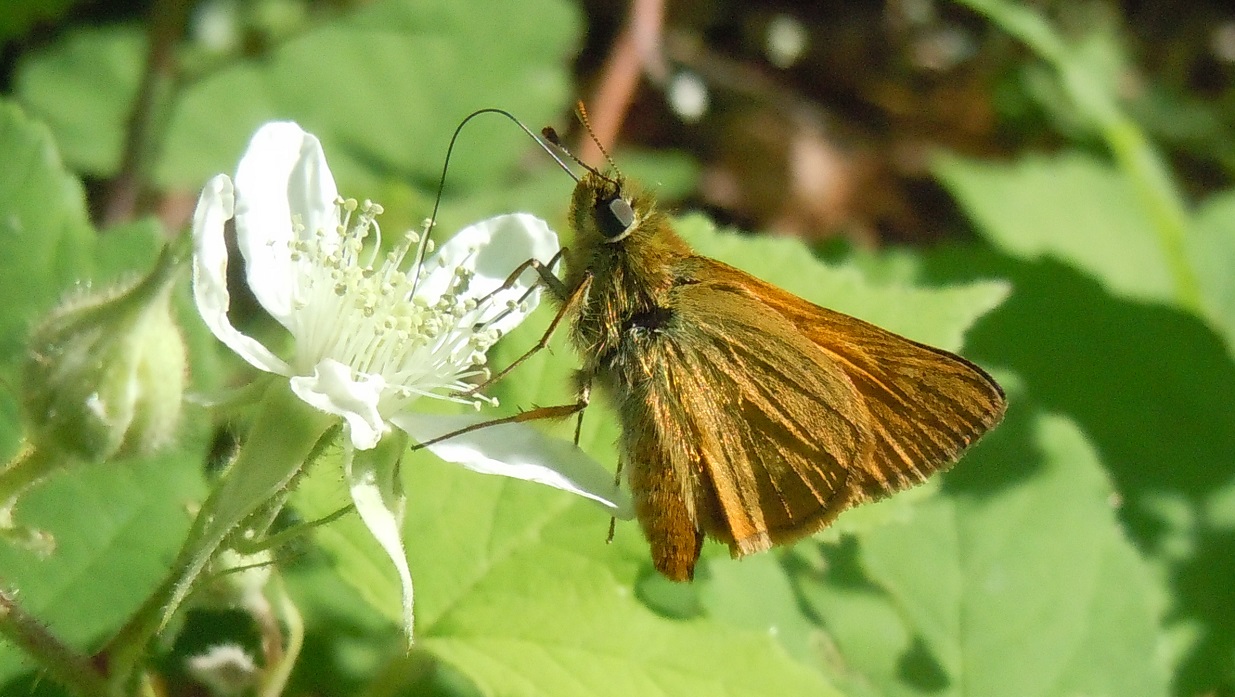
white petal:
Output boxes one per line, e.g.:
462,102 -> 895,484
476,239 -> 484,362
233,122 -> 340,324
288,359 -> 388,449
190,174 -> 292,376
391,413 -> 632,518
343,439 -> 415,642
418,214 -> 560,334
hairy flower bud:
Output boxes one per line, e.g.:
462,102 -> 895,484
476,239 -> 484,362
22,250 -> 187,462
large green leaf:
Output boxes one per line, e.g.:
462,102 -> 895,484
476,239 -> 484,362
16,0 -> 582,195
0,101 -> 94,368
0,437 -> 209,685
920,242 -> 1235,696
12,26 -> 145,176
807,410 -> 1168,697
172,0 -> 582,190
1191,191 -> 1235,350
935,152 -> 1175,306
936,151 -> 1235,359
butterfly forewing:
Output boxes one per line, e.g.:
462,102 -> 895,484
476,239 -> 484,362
693,259 -> 1007,499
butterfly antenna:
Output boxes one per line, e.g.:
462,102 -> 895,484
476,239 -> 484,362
539,106 -> 619,186
575,102 -> 622,175
539,126 -> 599,175
412,108 -> 580,296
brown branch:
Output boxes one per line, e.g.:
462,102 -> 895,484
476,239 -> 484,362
579,0 -> 666,164
102,0 -> 190,227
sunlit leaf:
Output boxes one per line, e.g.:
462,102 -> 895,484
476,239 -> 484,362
810,410 -> 1170,697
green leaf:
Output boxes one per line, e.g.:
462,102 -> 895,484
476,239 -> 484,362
158,0 -> 582,190
0,99 -> 96,457
817,410 -> 1169,697
794,541 -> 920,697
13,26 -> 145,175
14,0 -> 582,195
920,240 -> 1235,696
697,553 -> 821,665
90,218 -> 164,286
935,151 -> 1176,306
295,434 -> 840,697
966,0 -> 1202,320
0,437 -> 210,683
0,100 -> 94,353
674,214 -> 1010,351
1191,191 -> 1235,351
0,0 -> 85,44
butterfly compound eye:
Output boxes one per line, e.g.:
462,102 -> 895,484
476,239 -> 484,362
596,195 -> 636,241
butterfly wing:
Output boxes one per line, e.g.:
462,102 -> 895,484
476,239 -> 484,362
694,258 -> 1007,499
612,271 -> 872,580
610,257 -> 1005,581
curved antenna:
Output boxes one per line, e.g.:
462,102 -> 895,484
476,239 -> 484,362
541,121 -> 619,188
428,108 -> 578,228
540,126 -> 602,178
411,108 -> 579,295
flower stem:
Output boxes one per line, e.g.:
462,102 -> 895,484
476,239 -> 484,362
258,575 -> 303,697
0,585 -> 116,697
100,382 -> 333,687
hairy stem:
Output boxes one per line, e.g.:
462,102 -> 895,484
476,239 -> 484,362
0,586 -> 116,697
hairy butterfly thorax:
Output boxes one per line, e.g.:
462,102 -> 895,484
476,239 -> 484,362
564,172 -> 690,372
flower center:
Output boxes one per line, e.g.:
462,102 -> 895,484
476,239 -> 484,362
285,198 -> 503,410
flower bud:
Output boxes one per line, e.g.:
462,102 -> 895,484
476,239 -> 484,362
186,644 -> 259,696
22,249 -> 187,462
198,547 -> 273,613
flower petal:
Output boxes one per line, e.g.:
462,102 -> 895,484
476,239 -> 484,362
191,174 -> 292,376
233,122 -> 340,324
391,412 -> 632,518
288,359 -> 387,449
418,214 -> 560,334
343,437 -> 415,642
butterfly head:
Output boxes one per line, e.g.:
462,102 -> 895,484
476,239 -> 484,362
570,171 -> 650,246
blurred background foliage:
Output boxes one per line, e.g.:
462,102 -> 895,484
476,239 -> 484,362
0,0 -> 1233,695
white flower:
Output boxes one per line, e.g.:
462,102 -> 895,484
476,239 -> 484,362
191,121 -> 628,638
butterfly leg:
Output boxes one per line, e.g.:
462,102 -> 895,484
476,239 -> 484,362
457,272 -> 593,397
572,379 -> 591,447
409,396 -> 589,451
470,249 -> 569,327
